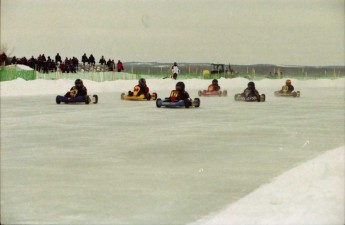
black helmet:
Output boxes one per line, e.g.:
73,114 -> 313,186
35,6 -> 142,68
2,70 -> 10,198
75,79 -> 83,86
139,78 -> 146,86
174,62 -> 177,66
248,81 -> 255,88
212,79 -> 218,85
176,81 -> 185,91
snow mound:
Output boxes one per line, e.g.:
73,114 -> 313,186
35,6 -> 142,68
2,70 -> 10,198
1,77 -> 344,97
190,146 -> 345,225
5,64 -> 34,71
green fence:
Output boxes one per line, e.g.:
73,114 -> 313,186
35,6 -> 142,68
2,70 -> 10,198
36,71 -> 138,81
0,65 -> 36,81
1,66 -> 344,82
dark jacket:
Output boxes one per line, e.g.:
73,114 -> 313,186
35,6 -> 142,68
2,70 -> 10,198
65,85 -> 87,97
242,87 -> 260,101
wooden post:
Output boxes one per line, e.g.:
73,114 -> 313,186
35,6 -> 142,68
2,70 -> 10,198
10,64 -> 13,80
277,68 -> 281,79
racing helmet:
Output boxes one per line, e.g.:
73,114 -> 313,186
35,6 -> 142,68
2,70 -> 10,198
139,78 -> 146,86
75,79 -> 83,87
176,81 -> 185,91
212,79 -> 218,86
248,81 -> 255,88
286,79 -> 291,85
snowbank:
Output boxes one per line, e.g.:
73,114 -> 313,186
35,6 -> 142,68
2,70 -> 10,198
1,77 -> 344,97
5,64 -> 34,70
190,146 -> 345,225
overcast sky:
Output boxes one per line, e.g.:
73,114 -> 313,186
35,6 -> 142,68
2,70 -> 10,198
1,0 -> 344,65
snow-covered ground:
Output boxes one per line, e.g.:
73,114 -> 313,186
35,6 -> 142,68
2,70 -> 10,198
1,77 -> 344,225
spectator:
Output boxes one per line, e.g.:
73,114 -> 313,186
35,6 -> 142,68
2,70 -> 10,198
55,53 -> 62,65
82,53 -> 88,66
41,54 -> 46,62
49,60 -> 57,72
72,57 -> 79,71
0,52 -> 8,65
60,62 -> 69,73
69,60 -> 76,73
99,56 -> 106,65
28,56 -> 36,69
89,54 -> 95,66
11,56 -> 17,64
117,60 -> 124,72
19,57 -> 28,65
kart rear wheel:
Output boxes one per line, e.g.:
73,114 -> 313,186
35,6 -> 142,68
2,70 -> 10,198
56,96 -> 61,104
85,96 -> 91,104
146,93 -> 151,101
93,95 -> 98,104
152,92 -> 157,100
156,98 -> 162,108
194,98 -> 200,107
184,99 -> 190,108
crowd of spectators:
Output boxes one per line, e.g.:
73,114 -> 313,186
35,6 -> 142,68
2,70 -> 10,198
0,52 -> 124,73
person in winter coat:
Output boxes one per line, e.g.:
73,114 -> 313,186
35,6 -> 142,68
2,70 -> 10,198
99,56 -> 106,65
0,52 -> 7,65
242,81 -> 261,101
128,78 -> 149,97
88,54 -> 95,66
208,79 -> 221,92
171,62 -> 180,80
117,60 -> 124,72
279,79 -> 294,93
55,53 -> 62,64
82,53 -> 88,65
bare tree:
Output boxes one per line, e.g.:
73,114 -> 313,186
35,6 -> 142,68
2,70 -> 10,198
0,44 -> 15,57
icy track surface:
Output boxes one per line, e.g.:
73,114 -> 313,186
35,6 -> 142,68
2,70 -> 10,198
1,78 -> 344,225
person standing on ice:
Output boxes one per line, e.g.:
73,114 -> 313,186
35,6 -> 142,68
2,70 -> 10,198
171,62 -> 180,80
242,81 -> 261,102
208,79 -> 221,92
128,78 -> 149,97
279,79 -> 294,93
